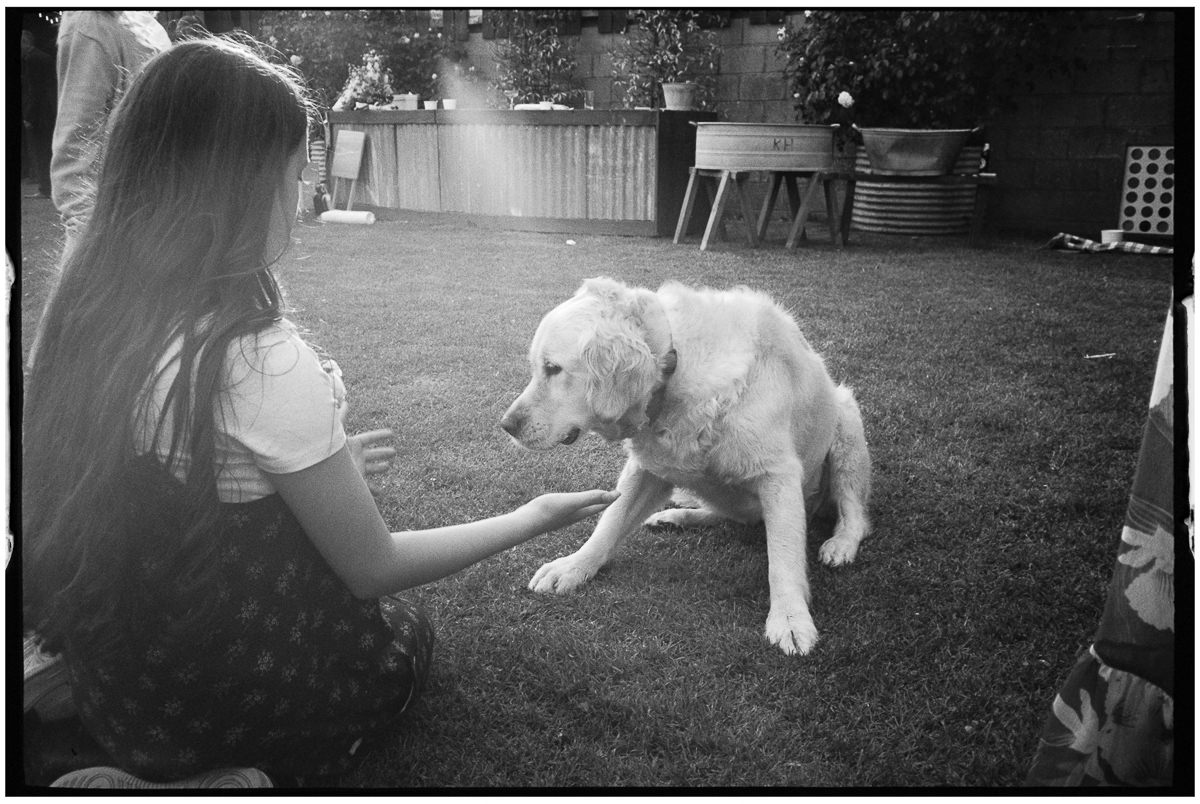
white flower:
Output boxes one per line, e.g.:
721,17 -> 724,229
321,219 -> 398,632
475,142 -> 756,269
838,91 -> 855,108
431,72 -> 438,80
777,26 -> 787,41
290,54 -> 303,67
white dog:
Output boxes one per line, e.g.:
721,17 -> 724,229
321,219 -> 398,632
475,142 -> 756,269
500,277 -> 871,655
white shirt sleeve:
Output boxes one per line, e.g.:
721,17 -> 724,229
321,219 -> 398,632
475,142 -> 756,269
221,323 -> 348,475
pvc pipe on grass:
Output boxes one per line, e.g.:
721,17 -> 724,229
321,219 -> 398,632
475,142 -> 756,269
319,210 -> 376,225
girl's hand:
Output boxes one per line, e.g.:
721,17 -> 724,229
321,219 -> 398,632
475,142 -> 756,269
347,429 -> 396,495
521,490 -> 620,533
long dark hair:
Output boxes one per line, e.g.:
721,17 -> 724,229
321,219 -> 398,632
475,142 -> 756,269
23,37 -> 316,658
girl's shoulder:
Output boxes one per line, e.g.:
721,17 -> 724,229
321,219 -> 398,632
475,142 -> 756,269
227,318 -> 323,379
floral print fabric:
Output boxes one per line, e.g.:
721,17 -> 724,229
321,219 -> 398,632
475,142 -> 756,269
1025,306 -> 1175,787
64,459 -> 434,783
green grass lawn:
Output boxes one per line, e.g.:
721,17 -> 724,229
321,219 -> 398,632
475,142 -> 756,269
18,196 -> 1173,788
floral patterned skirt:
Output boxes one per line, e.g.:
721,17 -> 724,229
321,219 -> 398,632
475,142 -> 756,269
64,474 -> 435,783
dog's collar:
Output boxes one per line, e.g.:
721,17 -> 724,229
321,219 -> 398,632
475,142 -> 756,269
643,348 -> 676,428
641,295 -> 676,427
660,346 -> 677,376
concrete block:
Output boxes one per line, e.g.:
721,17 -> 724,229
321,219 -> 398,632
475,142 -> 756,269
1105,95 -> 1174,129
1067,127 -> 1136,159
593,51 -> 613,77
764,105 -> 798,124
1070,157 -> 1123,191
992,158 -> 1036,189
715,74 -> 740,98
577,26 -> 605,54
725,15 -> 749,44
742,21 -> 785,46
996,128 -> 1059,160
740,73 -> 787,102
720,45 -> 765,75
764,48 -> 789,74
1036,94 -> 1106,127
1034,129 -> 1071,160
720,100 -> 761,123
1088,60 -> 1141,94
1139,61 -> 1175,94
1030,160 -> 1073,189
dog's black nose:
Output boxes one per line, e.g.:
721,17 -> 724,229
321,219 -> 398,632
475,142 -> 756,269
500,413 -> 521,437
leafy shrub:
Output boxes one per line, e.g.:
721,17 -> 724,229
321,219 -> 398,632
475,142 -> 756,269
258,10 -> 465,108
611,9 -> 720,109
778,10 -> 1086,129
488,10 -> 579,106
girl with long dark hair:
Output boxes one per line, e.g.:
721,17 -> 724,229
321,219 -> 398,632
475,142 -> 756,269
23,37 -> 615,788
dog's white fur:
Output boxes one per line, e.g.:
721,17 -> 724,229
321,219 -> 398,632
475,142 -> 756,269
500,277 -> 871,655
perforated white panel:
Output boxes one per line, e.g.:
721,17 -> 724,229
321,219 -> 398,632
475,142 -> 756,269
1120,145 -> 1174,236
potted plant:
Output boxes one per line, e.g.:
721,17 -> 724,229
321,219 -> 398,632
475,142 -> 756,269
334,49 -> 394,110
612,9 -> 720,110
778,10 -> 1086,174
488,9 -> 580,106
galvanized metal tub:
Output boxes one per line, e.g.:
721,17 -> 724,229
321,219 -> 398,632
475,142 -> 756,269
859,127 -> 973,176
851,146 -> 985,235
694,123 -> 835,171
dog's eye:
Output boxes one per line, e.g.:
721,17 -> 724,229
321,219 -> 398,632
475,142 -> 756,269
543,361 -> 562,377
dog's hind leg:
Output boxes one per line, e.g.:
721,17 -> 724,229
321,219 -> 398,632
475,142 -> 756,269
818,385 -> 871,567
644,504 -> 724,529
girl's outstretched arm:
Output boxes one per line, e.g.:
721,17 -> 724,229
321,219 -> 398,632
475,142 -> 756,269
265,446 -> 618,598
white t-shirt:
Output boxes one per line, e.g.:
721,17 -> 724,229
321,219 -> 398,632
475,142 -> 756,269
136,319 -> 348,502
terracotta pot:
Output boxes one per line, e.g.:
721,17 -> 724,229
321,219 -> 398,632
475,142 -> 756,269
661,82 -> 698,111
859,128 -> 973,176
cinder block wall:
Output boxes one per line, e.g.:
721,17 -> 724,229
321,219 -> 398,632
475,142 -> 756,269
464,9 -> 1177,238
463,11 -> 801,119
985,10 -> 1177,237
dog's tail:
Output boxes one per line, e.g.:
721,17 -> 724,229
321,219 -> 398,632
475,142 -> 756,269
826,385 -> 872,542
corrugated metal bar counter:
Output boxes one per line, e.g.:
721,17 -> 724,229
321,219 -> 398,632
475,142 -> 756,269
326,109 -> 715,236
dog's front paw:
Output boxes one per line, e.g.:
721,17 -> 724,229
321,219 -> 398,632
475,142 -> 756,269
763,606 -> 818,656
528,554 -> 598,594
818,535 -> 859,567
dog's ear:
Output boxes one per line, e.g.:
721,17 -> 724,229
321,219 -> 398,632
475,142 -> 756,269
579,280 -> 669,348
576,276 -> 628,303
580,316 -> 658,424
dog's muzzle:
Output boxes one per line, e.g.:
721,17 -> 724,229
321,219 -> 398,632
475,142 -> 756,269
499,410 -> 523,438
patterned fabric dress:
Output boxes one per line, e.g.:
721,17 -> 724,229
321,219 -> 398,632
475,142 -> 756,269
63,458 -> 435,783
1025,303 -> 1176,787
